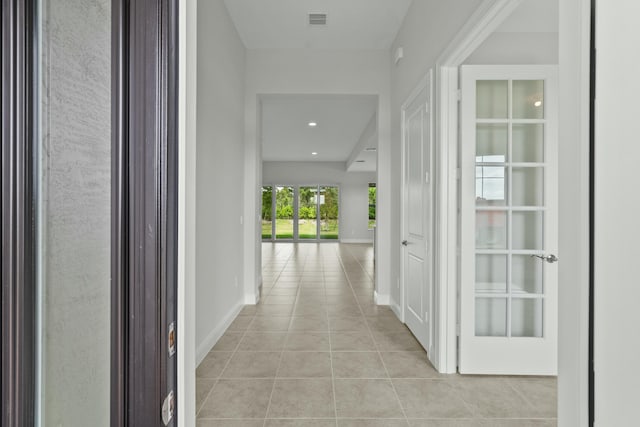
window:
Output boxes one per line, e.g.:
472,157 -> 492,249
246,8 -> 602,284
368,183 -> 376,229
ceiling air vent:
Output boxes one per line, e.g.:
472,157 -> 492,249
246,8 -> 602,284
309,13 -> 327,25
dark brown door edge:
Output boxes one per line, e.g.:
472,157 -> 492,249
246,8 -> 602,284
3,1 -> 120,421
111,0 -> 179,425
1,0 -> 38,425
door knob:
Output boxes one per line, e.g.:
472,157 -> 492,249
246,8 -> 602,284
402,240 -> 408,246
530,254 -> 558,264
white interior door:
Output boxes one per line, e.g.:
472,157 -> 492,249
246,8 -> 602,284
402,72 -> 433,354
459,65 -> 558,375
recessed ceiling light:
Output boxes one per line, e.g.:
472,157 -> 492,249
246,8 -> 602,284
534,101 -> 542,107
364,147 -> 377,152
312,152 -> 318,156
308,122 -> 317,127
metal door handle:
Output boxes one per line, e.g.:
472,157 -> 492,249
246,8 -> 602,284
401,240 -> 408,246
530,254 -> 558,264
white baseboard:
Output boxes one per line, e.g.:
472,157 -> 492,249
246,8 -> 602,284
245,292 -> 258,304
390,300 -> 402,320
374,291 -> 390,305
340,238 -> 374,244
196,301 -> 244,366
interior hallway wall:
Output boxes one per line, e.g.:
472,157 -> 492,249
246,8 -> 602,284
594,0 -> 640,423
244,49 -> 391,303
195,0 -> 247,362
464,32 -> 559,65
389,0 -> 484,313
39,0 -> 111,424
263,162 -> 376,242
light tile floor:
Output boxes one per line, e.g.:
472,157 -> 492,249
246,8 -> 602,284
197,243 -> 557,426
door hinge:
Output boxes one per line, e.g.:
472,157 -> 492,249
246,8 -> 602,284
455,168 -> 461,180
168,322 -> 176,357
457,89 -> 462,102
162,390 -> 175,425
456,323 -> 461,336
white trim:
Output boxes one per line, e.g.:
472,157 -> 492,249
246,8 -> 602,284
196,302 -> 244,366
390,300 -> 402,319
557,0 -> 590,424
177,0 -> 197,425
340,238 -> 374,244
245,292 -> 259,305
430,0 -> 524,374
374,290 -> 390,305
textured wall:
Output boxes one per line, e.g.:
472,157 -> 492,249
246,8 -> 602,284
40,0 -> 111,424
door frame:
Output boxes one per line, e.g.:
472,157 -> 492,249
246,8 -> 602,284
430,0 -> 524,374
1,0 -> 38,424
111,0 -> 179,425
399,71 -> 434,354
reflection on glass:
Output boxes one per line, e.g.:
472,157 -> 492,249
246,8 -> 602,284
319,186 -> 339,240
275,186 -> 294,239
262,186 -> 273,239
513,80 -> 544,119
476,167 -> 506,206
476,80 -> 508,119
476,210 -> 507,249
511,298 -> 543,337
512,167 -> 544,207
476,298 -> 507,337
512,255 -> 543,294
512,211 -> 543,250
476,124 -> 507,162
298,186 -> 317,240
513,124 -> 544,163
476,255 -> 507,293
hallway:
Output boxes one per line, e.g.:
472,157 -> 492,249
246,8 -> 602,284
196,243 -> 557,426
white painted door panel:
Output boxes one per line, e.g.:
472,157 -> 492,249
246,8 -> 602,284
402,72 -> 433,354
459,65 -> 558,375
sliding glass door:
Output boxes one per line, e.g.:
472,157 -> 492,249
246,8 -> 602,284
320,186 -> 339,240
298,187 -> 318,240
262,185 -> 339,241
275,186 -> 294,239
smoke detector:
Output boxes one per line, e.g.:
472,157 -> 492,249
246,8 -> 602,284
309,13 -> 327,25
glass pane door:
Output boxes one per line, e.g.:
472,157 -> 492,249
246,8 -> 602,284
319,186 -> 339,240
460,66 -> 558,375
475,79 -> 546,337
298,186 -> 318,240
275,186 -> 294,239
262,186 -> 273,239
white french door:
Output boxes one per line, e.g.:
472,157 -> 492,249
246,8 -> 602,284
402,72 -> 433,355
459,65 -> 558,375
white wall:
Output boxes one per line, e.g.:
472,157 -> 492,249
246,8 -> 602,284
389,0 -> 484,313
594,0 -> 640,424
40,0 -> 111,424
465,32 -> 559,65
195,0 -> 247,362
245,49 -> 391,301
263,162 -> 376,242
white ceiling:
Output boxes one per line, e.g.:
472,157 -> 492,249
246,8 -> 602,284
223,0 -> 413,49
261,95 -> 377,163
496,0 -> 558,33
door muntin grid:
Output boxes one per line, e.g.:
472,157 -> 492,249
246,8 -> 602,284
474,79 -> 546,338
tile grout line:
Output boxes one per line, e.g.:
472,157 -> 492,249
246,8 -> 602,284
342,246 -> 411,426
196,309 -> 256,419
260,253 -> 297,427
